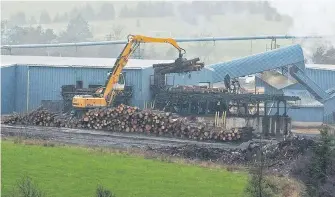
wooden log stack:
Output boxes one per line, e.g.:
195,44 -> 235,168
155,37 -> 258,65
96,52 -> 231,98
2,108 -> 64,127
2,104 -> 245,142
79,104 -> 241,142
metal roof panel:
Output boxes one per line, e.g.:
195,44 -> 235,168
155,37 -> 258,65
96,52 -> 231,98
306,64 -> 335,71
1,55 -> 173,69
208,44 -> 305,83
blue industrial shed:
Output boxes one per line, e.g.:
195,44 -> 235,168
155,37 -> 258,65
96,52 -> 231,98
1,55 -> 172,114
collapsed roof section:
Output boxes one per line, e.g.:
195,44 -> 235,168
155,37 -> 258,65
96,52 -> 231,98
208,44 -> 305,83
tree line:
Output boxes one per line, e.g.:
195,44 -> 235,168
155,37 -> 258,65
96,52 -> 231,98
1,15 -> 172,60
5,1 -> 284,26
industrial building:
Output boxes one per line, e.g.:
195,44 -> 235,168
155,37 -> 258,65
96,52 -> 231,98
1,55 -> 171,114
1,44 -> 335,125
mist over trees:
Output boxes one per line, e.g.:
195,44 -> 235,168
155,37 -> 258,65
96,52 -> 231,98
9,11 -> 26,25
312,46 -> 335,64
39,10 -> 52,24
59,14 -> 93,42
4,1 -> 286,26
0,1 -> 314,61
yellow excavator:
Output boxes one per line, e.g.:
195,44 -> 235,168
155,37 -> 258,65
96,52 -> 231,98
71,34 -> 204,116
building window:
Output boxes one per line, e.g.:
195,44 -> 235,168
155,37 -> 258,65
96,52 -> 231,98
76,81 -> 83,89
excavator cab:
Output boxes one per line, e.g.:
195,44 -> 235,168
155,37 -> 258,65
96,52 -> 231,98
93,73 -> 125,96
113,72 -> 125,91
71,73 -> 125,116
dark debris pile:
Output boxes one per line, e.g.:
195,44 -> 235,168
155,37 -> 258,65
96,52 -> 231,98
148,136 -> 316,173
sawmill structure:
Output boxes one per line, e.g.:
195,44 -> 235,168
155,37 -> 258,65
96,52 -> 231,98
1,44 -> 335,135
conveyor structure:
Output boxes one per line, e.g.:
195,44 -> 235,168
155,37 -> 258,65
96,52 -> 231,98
208,44 -> 333,103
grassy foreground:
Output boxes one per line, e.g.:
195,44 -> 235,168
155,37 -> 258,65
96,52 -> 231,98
1,141 -> 248,197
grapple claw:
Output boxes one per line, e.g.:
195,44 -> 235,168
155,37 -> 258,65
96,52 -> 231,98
153,57 -> 204,75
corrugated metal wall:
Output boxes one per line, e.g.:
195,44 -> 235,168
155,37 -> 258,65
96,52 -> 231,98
262,100 -> 324,122
283,83 -> 305,90
255,77 -> 283,95
287,107 -> 324,122
15,65 -> 29,113
1,66 -> 16,114
3,65 -> 152,114
324,96 -> 335,124
305,68 -> 335,91
166,67 -> 213,86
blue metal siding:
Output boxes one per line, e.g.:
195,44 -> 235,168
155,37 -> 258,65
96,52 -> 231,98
283,83 -> 305,90
287,107 -> 324,122
27,66 -> 148,111
124,68 -> 147,108
167,68 -> 213,86
1,66 -> 16,114
263,101 -> 324,122
28,67 -> 80,111
140,67 -> 154,108
209,44 -> 305,83
5,65 -> 150,113
15,65 -> 29,113
305,68 -> 335,91
324,96 -> 335,124
255,77 -> 283,95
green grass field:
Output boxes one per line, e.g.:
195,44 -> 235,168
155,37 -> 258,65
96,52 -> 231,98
1,141 -> 248,197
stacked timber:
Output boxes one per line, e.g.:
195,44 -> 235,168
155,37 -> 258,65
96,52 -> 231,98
2,108 -> 64,127
2,104 -> 245,142
79,104 -> 241,142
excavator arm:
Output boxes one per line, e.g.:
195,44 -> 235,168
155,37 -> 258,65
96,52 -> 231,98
102,34 -> 188,105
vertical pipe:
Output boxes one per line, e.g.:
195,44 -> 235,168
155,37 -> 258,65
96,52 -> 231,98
277,101 -> 280,115
276,116 -> 281,136
222,111 -> 224,127
254,82 -> 256,94
224,111 -> 227,129
284,100 -> 287,116
257,102 -> 260,115
271,117 -> 276,135
214,112 -> 217,127
26,66 -> 30,112
205,100 -> 209,115
188,101 -> 191,114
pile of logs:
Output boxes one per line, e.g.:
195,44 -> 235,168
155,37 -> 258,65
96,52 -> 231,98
80,104 -> 242,141
2,104 -> 245,142
2,108 -> 65,127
